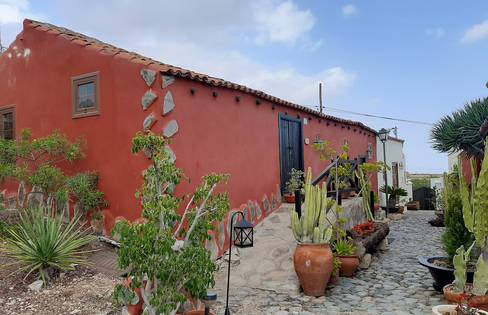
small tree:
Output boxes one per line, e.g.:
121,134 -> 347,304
0,129 -> 107,217
113,132 -> 230,315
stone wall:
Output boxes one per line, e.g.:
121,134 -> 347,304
325,196 -> 366,230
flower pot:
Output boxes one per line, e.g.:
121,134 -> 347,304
338,255 -> 360,277
432,304 -> 488,315
284,194 -> 295,203
124,278 -> 144,315
443,284 -> 488,311
293,243 -> 333,297
419,257 -> 475,292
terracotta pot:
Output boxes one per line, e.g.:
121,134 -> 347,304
338,255 -> 360,277
443,284 -> 488,311
284,194 -> 295,203
293,243 -> 333,297
123,278 -> 144,315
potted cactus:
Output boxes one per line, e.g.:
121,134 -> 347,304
443,139 -> 488,311
284,168 -> 304,203
291,167 -> 334,297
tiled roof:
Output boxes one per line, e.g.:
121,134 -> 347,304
22,19 -> 376,134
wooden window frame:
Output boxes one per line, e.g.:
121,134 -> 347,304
0,106 -> 15,140
71,72 -> 100,119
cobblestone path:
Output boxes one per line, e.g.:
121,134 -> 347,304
212,207 -> 446,315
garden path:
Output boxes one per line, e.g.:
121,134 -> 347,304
212,205 -> 446,315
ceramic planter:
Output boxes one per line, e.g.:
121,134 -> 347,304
443,284 -> 488,311
419,256 -> 474,292
123,278 -> 144,315
338,255 -> 360,277
432,305 -> 488,315
293,243 -> 333,296
284,194 -> 296,203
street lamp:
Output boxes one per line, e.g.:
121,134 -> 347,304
224,211 -> 254,315
378,128 -> 390,218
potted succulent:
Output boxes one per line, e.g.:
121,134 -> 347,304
328,254 -> 342,286
432,304 -> 488,315
334,238 -> 359,277
291,167 -> 334,297
419,168 -> 475,292
112,132 -> 229,315
442,140 -> 488,311
284,168 -> 304,203
379,185 -> 408,213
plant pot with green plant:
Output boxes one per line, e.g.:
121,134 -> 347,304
291,167 -> 334,297
334,238 -> 359,277
112,132 -> 230,315
419,168 -> 475,292
441,141 -> 488,311
328,254 -> 342,286
284,168 -> 304,203
379,185 -> 408,213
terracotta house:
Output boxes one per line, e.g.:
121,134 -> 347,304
0,19 -> 378,257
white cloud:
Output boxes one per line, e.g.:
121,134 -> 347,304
425,27 -> 445,39
3,0 -> 354,106
254,0 -> 316,45
342,4 -> 358,17
462,19 -> 488,43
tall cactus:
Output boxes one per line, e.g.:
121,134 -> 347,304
452,243 -> 473,293
291,167 -> 334,243
454,137 -> 488,296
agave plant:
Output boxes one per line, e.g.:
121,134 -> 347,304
431,97 -> 488,160
2,206 -> 95,283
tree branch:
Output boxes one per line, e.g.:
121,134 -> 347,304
184,184 -> 217,243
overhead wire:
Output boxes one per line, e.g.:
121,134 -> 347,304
311,105 -> 434,126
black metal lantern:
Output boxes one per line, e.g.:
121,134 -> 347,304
224,211 -> 254,315
233,218 -> 253,248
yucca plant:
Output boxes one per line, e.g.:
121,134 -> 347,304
2,206 -> 95,283
431,97 -> 488,160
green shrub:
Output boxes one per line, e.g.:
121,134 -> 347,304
442,169 -> 474,258
2,206 -> 95,283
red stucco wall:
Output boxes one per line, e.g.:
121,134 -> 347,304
0,22 -> 377,256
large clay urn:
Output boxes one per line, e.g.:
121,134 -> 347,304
293,243 -> 333,296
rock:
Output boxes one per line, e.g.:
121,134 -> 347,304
359,253 -> 372,269
28,280 -> 43,292
378,238 -> 389,251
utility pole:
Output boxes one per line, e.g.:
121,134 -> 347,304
319,82 -> 324,114
0,27 -> 6,54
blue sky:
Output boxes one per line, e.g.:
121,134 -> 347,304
1,0 -> 487,173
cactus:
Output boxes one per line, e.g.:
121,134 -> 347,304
291,167 -> 334,243
473,253 -> 488,296
452,244 -> 473,293
454,137 -> 488,296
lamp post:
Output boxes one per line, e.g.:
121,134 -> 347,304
378,128 -> 390,218
224,211 -> 254,315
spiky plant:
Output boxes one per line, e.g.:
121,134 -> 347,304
291,167 -> 334,243
2,206 -> 94,283
431,97 -> 488,160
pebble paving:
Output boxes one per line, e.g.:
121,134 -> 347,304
213,209 -> 446,315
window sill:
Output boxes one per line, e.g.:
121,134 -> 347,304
72,110 -> 100,119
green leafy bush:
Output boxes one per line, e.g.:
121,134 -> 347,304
2,206 -> 95,282
113,132 -> 230,314
442,168 -> 474,258
0,130 -> 107,218
285,168 -> 304,195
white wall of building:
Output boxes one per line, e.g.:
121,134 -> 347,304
377,136 -> 409,206
448,151 -> 461,173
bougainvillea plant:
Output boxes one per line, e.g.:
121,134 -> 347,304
113,132 -> 230,315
